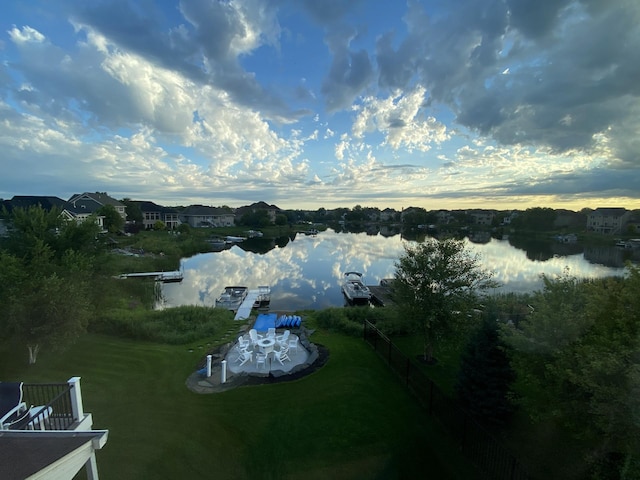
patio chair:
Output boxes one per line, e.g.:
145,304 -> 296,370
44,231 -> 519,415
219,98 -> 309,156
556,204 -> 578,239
273,346 -> 290,365
249,329 -> 262,346
256,352 -> 267,370
236,335 -> 251,352
276,329 -> 290,346
237,350 -> 253,367
25,405 -> 53,430
0,382 -> 29,430
288,335 -> 299,355
266,327 -> 276,340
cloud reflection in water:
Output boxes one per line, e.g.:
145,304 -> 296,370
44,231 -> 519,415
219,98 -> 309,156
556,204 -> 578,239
160,231 -> 627,310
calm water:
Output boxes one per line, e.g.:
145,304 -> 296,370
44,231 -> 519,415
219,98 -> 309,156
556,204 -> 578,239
159,229 -> 631,311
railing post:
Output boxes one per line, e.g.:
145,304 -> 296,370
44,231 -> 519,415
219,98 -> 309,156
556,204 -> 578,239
68,377 -> 84,422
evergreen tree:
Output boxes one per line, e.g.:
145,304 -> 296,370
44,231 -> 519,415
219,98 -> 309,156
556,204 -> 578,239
455,317 -> 516,425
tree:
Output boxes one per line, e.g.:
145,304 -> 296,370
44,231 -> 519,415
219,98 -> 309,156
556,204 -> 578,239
3,205 -> 62,258
154,220 -> 166,230
393,238 -> 498,363
275,214 -> 287,226
455,317 -> 516,425
502,268 -> 640,476
0,206 -> 96,363
120,198 -> 143,223
98,204 -> 124,233
4,245 -> 93,364
511,207 -> 557,230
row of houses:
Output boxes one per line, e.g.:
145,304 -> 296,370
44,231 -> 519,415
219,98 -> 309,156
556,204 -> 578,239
1,193 -> 637,235
401,206 -> 637,234
1,193 -> 280,232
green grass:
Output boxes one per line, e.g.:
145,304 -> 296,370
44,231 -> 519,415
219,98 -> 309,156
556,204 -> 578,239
0,331 -> 478,480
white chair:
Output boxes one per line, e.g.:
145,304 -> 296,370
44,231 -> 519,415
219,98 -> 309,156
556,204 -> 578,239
256,352 -> 267,370
236,335 -> 250,352
273,346 -> 290,365
26,406 -> 53,430
266,327 -> 276,340
249,329 -> 261,346
276,329 -> 290,346
288,335 -> 299,355
236,350 -> 253,367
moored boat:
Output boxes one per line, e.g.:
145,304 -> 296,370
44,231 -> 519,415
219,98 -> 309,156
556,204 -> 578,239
215,286 -> 248,311
253,285 -> 271,309
341,271 -> 371,305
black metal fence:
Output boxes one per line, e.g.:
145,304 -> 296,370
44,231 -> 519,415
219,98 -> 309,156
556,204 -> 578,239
20,382 -> 75,430
363,320 -> 530,480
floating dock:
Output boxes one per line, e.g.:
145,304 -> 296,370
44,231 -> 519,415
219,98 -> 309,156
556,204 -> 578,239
368,279 -> 394,306
116,271 -> 183,283
235,289 -> 260,320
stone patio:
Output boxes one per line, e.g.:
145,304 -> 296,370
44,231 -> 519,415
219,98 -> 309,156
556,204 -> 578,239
186,326 -> 327,394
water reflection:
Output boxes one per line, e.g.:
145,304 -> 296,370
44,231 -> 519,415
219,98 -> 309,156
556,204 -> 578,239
159,230 -> 630,310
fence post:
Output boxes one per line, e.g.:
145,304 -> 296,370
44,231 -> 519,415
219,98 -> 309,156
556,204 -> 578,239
68,377 -> 84,422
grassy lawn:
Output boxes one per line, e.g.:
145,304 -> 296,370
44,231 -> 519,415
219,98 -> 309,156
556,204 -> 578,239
1,330 -> 478,480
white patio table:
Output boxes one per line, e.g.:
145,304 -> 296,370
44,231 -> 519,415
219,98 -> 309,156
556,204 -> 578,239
257,337 -> 276,356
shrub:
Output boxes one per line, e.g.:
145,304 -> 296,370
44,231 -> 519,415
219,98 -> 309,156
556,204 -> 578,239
91,306 -> 235,344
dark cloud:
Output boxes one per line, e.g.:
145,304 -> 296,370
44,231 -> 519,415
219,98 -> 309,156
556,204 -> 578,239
506,0 -> 572,38
321,24 -> 374,111
297,0 -> 364,25
375,0 -> 640,166
491,168 -> 640,199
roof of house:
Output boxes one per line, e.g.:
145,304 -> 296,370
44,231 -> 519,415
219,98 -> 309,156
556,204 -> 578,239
3,196 -> 67,213
67,192 -> 124,208
130,200 -> 178,213
591,207 -> 628,215
0,431 -> 108,480
181,205 -> 234,216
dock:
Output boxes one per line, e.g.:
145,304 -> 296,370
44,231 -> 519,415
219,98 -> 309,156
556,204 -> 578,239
234,289 -> 260,320
368,281 -> 394,306
116,271 -> 183,283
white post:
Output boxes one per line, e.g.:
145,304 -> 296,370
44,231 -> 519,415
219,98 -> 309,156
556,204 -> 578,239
68,377 -> 84,422
221,360 -> 227,383
206,355 -> 212,377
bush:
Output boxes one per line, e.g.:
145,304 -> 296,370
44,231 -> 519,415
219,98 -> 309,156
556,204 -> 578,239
310,308 -> 363,336
91,306 -> 235,344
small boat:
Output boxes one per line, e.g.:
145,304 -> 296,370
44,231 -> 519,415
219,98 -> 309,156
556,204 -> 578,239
225,235 -> 246,244
253,285 -> 271,309
341,272 -> 371,305
215,286 -> 248,311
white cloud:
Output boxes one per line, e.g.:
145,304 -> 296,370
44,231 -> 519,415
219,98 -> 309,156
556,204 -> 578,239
8,25 -> 45,44
351,87 -> 450,152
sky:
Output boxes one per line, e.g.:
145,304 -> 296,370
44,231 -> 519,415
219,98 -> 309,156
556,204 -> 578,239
1,0 -> 639,211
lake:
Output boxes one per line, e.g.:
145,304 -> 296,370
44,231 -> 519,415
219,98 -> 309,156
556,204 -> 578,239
159,229 -> 633,311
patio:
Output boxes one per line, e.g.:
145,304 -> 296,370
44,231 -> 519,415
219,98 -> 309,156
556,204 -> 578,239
226,332 -> 310,375
187,321 -> 326,394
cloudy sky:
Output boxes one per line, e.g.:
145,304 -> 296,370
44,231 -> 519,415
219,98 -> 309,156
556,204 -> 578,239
1,0 -> 639,210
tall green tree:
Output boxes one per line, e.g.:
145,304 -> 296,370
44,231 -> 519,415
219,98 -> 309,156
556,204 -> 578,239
393,238 -> 498,362
3,205 -> 62,258
455,317 -> 516,426
120,198 -> 143,223
98,204 -> 125,233
1,206 -> 97,363
4,245 -> 94,364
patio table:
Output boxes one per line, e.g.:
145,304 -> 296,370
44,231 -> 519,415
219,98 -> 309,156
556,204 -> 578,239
257,338 -> 276,356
